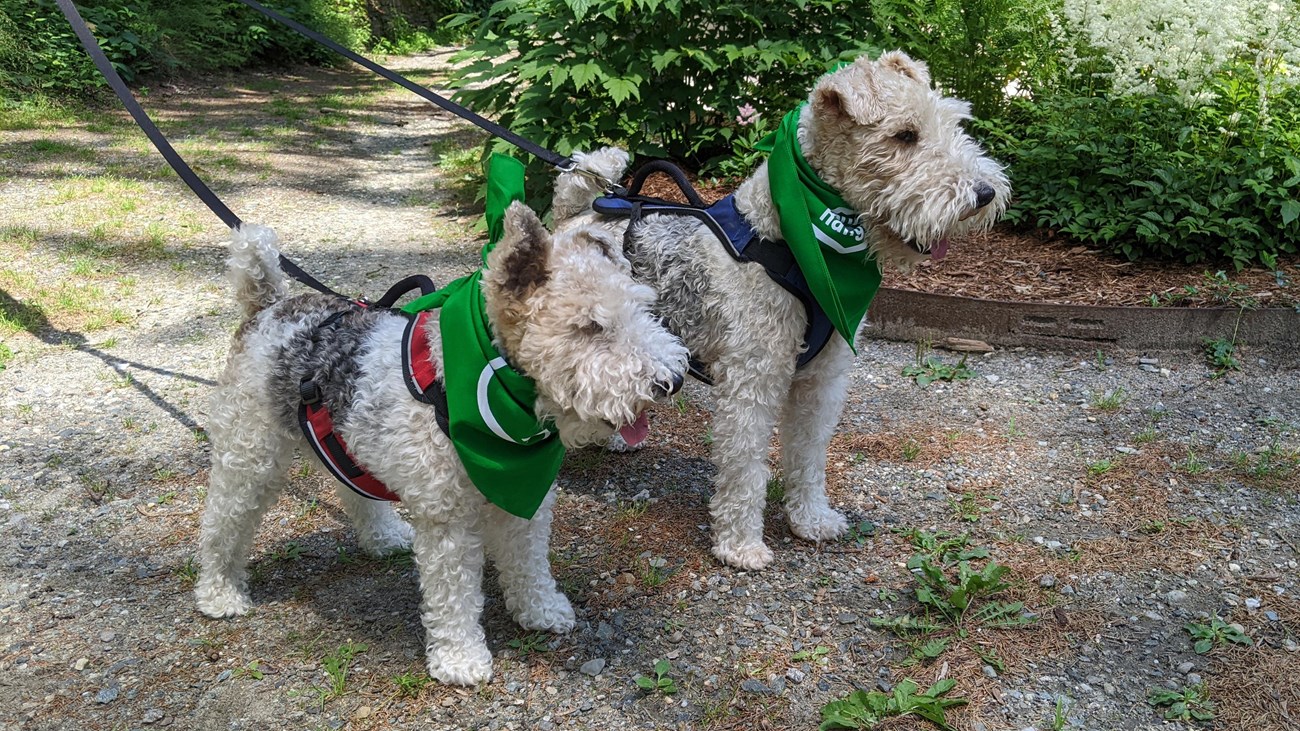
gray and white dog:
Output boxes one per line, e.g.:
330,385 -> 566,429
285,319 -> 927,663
554,51 -> 1010,569
195,203 -> 688,684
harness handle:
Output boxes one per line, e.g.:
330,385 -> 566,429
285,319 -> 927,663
374,274 -> 438,309
625,161 -> 707,208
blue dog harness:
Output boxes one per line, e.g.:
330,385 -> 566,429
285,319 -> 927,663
591,191 -> 835,381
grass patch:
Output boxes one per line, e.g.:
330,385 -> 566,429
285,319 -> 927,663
1231,440 -> 1299,489
29,138 -> 95,159
52,174 -> 146,205
1090,386 -> 1128,411
0,98 -> 86,131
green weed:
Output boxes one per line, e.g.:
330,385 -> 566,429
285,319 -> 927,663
634,659 -> 677,695
507,631 -> 550,657
1148,684 -> 1215,724
1087,459 -> 1115,476
1185,617 -> 1252,654
819,678 -> 967,730
1203,336 -> 1240,376
318,641 -> 367,703
392,670 -> 433,698
903,355 -> 976,388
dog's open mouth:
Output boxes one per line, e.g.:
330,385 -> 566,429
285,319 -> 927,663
618,411 -> 650,447
908,238 -> 950,260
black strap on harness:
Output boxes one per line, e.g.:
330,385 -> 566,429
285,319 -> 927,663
232,0 -> 573,170
594,161 -> 836,382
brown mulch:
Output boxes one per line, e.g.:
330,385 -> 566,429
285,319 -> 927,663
634,171 -> 1300,310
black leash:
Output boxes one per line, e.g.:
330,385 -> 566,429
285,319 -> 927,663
232,0 -> 574,171
55,0 -> 380,302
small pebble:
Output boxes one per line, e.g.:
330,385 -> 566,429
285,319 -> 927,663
579,658 -> 605,676
95,684 -> 119,704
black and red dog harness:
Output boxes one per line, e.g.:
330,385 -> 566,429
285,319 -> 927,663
296,281 -> 449,503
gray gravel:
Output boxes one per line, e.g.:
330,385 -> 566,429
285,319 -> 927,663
2,52 -> 1299,731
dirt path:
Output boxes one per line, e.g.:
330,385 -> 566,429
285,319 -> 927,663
1,53 -> 1298,731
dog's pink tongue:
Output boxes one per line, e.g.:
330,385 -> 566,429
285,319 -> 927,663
931,238 -> 950,260
619,412 -> 650,447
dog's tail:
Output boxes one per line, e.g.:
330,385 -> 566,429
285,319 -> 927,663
227,224 -> 289,319
552,147 -> 630,222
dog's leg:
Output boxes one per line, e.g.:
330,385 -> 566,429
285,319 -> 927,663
410,504 -> 492,685
333,485 -> 414,557
780,337 -> 852,541
195,407 -> 295,618
708,360 -> 794,570
483,488 -> 575,633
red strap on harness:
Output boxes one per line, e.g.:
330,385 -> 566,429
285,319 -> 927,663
296,310 -> 444,503
403,311 -> 439,403
298,401 -> 402,502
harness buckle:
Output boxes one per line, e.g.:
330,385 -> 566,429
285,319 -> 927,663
299,377 -> 322,405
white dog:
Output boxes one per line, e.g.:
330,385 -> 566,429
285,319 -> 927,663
195,203 -> 687,684
555,51 -> 1009,569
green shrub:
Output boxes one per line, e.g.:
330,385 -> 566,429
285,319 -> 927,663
867,0 -> 1062,118
449,0 -> 881,204
1,0 -> 161,92
0,0 -> 373,99
978,69 -> 1300,269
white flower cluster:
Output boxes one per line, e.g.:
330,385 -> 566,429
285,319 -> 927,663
1056,0 -> 1300,106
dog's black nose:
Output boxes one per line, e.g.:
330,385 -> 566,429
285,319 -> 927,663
973,182 -> 996,209
655,371 -> 685,397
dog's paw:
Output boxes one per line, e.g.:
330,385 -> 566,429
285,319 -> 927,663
195,582 -> 252,618
787,505 -> 849,542
515,592 -> 576,634
605,432 -> 645,453
712,540 -> 775,571
427,643 -> 493,686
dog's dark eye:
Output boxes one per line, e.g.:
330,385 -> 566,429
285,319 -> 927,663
578,321 -> 604,337
893,129 -> 918,144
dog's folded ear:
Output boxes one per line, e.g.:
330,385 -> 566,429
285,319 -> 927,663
812,65 -> 880,127
490,201 -> 551,297
875,50 -> 930,85
813,51 -> 933,127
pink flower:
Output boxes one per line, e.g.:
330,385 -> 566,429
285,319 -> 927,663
735,103 -> 759,126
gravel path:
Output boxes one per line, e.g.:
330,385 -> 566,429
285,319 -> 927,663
2,52 -> 1298,731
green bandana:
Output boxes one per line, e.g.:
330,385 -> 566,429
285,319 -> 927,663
755,103 -> 883,351
401,154 -> 564,520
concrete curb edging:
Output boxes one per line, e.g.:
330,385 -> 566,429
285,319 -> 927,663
866,287 -> 1298,363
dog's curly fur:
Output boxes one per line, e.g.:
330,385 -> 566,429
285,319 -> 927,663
195,204 -> 687,684
555,51 -> 1010,569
